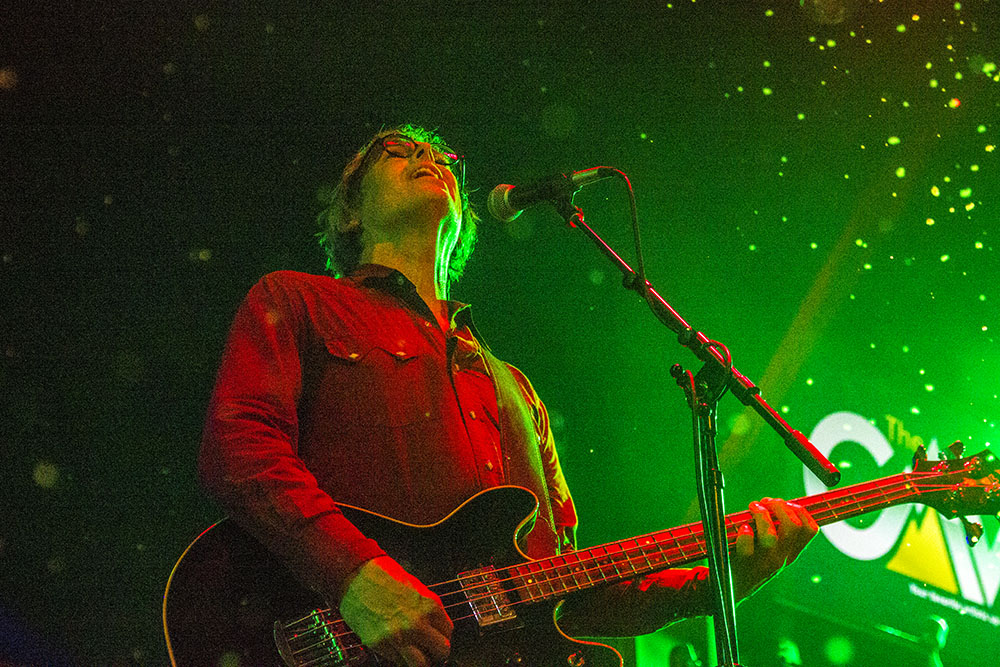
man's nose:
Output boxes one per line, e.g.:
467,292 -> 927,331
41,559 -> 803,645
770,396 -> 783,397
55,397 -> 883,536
410,143 -> 433,161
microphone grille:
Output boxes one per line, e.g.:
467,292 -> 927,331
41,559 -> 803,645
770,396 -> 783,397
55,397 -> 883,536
486,183 -> 521,223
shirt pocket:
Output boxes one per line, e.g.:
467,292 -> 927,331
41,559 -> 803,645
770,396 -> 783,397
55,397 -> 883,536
322,335 -> 435,427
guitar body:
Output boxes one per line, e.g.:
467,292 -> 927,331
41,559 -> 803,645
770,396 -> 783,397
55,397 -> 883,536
164,448 -> 1000,665
163,486 -> 619,667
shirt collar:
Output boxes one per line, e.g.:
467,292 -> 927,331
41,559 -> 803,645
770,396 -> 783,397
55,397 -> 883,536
346,263 -> 475,331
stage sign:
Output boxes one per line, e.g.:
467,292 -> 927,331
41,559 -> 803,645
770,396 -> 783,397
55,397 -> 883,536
807,411 -> 1000,622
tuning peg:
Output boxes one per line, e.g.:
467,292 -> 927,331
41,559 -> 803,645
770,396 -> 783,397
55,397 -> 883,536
912,444 -> 928,468
961,517 -> 984,546
948,440 -> 965,459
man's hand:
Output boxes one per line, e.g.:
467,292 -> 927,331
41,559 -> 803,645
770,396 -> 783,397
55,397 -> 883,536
732,498 -> 818,599
338,556 -> 453,667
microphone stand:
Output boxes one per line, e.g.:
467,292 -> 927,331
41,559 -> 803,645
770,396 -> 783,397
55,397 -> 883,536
548,196 -> 840,667
673,356 -> 739,666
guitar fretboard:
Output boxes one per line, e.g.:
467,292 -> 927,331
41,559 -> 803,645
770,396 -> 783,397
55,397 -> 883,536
509,472 -> 922,602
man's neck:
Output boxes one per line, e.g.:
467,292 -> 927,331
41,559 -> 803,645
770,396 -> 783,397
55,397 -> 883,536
366,240 -> 451,330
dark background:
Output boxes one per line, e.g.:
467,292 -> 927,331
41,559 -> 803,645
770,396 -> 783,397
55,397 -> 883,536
2,1 -> 998,665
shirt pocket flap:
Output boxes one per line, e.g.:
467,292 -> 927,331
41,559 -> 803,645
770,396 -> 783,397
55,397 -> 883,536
322,337 -> 366,363
323,336 -> 419,363
319,335 -> 429,427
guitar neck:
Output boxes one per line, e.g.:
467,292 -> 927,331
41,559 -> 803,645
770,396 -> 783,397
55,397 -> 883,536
510,472 -> 920,603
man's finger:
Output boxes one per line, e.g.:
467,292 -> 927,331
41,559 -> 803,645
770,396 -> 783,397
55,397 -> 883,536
792,502 -> 820,534
396,643 -> 429,667
764,499 -> 819,564
764,499 -> 803,539
787,502 -> 819,560
415,624 -> 452,663
371,638 -> 410,667
735,522 -> 755,557
426,602 -> 453,639
750,501 -> 778,548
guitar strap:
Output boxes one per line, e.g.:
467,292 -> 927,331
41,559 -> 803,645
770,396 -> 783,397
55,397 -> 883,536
479,347 -> 561,560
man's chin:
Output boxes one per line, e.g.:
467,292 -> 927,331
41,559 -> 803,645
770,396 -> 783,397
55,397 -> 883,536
386,198 -> 458,235
412,188 -> 460,221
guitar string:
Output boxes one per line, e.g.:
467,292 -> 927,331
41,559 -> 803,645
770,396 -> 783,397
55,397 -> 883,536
290,478 -> 947,656
288,478 -> 932,660
294,642 -> 366,667
285,475 -> 947,651
289,483 -> 958,662
347,474 -> 935,618
292,646 -> 357,667
443,472 -> 942,602
285,476 -> 945,652
287,470 -> 930,632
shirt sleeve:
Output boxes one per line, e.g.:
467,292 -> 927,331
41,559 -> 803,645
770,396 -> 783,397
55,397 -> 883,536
198,273 -> 386,601
557,566 -> 713,637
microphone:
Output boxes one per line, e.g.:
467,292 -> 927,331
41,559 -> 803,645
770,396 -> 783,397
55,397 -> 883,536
487,167 -> 614,222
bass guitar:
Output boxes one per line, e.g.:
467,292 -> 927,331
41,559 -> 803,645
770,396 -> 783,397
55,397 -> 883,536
163,445 -> 999,666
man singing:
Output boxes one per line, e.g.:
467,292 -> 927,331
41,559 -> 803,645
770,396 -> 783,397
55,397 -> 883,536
199,124 -> 818,666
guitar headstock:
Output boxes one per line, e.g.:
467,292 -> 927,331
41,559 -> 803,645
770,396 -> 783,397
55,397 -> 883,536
912,443 -> 1000,545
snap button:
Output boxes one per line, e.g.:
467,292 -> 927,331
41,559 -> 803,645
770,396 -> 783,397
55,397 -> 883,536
485,461 -> 494,471
348,352 -> 359,360
469,410 -> 477,420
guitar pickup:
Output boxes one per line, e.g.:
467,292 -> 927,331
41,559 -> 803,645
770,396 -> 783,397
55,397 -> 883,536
457,566 -> 518,628
273,609 -> 350,667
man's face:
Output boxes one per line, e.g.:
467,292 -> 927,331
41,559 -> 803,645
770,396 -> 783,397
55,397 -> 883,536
355,135 -> 463,241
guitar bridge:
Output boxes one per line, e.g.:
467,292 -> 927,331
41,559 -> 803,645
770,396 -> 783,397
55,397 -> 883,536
457,566 -> 518,629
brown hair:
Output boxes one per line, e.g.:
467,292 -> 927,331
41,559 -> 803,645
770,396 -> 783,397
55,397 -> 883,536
316,124 -> 478,284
